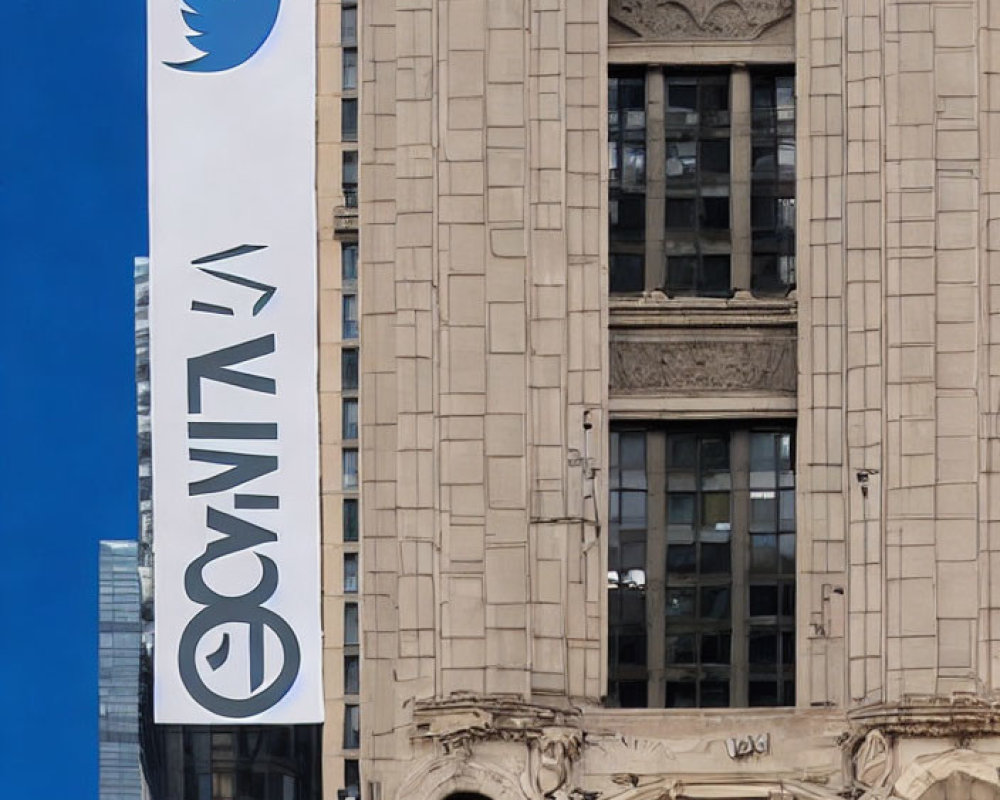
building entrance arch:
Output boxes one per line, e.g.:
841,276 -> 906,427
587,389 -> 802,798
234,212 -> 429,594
395,755 -> 524,800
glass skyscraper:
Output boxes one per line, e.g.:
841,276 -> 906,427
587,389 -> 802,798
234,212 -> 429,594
98,540 -> 144,800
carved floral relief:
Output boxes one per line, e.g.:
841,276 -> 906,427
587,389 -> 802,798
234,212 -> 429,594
610,0 -> 794,40
610,338 -> 796,394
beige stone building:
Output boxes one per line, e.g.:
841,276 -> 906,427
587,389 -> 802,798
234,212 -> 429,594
314,0 -> 1000,798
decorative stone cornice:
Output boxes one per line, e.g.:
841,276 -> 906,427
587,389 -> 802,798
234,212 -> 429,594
610,0 -> 794,40
845,695 -> 1000,742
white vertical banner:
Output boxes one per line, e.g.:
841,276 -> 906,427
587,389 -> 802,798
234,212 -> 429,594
148,0 -> 322,723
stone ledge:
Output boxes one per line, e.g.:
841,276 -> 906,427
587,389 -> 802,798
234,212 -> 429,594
610,292 -> 797,329
846,695 -> 1000,740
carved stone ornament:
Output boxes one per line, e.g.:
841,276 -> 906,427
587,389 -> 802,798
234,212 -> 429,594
610,337 -> 796,394
853,730 -> 894,792
609,0 -> 794,40
410,694 -> 584,800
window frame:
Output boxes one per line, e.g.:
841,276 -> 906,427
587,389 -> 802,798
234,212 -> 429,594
608,65 -> 796,298
607,423 -> 796,709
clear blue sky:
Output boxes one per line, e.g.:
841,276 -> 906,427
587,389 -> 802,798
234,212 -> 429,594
0,0 -> 146,794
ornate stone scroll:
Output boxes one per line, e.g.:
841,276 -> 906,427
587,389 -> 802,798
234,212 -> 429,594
610,337 -> 796,394
610,0 -> 794,40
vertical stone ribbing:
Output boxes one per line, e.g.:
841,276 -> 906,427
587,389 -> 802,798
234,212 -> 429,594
798,0 -> 849,708
360,0 -> 606,789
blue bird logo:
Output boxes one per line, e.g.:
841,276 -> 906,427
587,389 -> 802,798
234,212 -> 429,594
165,0 -> 281,73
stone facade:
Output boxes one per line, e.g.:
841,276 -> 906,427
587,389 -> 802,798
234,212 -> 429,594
313,0 -> 1000,798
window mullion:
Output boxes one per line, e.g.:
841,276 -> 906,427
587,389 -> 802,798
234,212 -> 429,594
645,67 -> 666,291
645,430 -> 668,706
730,430 -> 750,706
730,67 -> 753,293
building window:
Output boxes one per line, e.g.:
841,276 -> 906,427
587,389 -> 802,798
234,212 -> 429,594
751,72 -> 796,294
343,48 -> 358,91
342,294 -> 358,340
342,243 -> 358,283
343,151 -> 358,208
345,602 -> 359,645
344,553 -> 358,593
344,760 -> 360,800
343,498 -> 359,541
342,348 -> 359,391
343,704 -> 360,749
342,98 -> 358,141
343,398 -> 358,440
664,73 -> 732,297
342,448 -> 358,490
609,69 -> 646,293
341,5 -> 357,45
608,67 -> 795,297
344,654 -> 360,695
607,425 -> 795,708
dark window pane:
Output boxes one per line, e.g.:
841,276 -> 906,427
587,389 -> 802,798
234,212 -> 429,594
782,630 -> 795,663
700,681 -> 730,708
700,542 -> 731,573
700,631 -> 731,664
700,255 -> 730,295
751,70 -> 796,295
749,631 -> 777,664
667,256 -> 697,292
781,582 -> 795,616
342,243 -> 358,281
612,195 -> 646,235
667,543 -> 696,573
667,81 -> 697,112
342,348 -> 359,390
343,704 -> 360,749
701,139 -> 730,174
751,533 -> 778,572
617,634 -> 647,665
345,759 -> 360,793
343,398 -> 359,439
343,552 -> 358,593
342,98 -> 358,140
666,587 -> 695,616
342,294 -> 358,339
669,435 -> 697,468
700,585 -> 730,619
668,493 -> 695,524
620,491 -> 647,528
779,533 -> 795,572
341,6 -> 357,44
749,584 -> 778,616
701,438 -> 729,470
610,253 -> 644,292
666,634 -> 696,664
344,603 -> 359,645
342,48 -> 358,91
667,199 -> 696,228
617,681 -> 648,708
343,498 -> 358,541
701,196 -> 729,229
620,432 -> 646,468
610,70 -> 647,293
344,654 -> 359,694
783,680 -> 795,706
666,681 -> 696,708
749,680 -> 779,706
342,448 -> 358,489
750,491 -> 777,530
